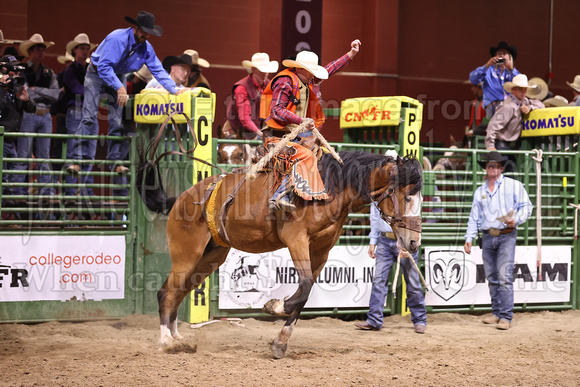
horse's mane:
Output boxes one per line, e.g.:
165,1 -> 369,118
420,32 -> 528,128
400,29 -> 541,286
318,151 -> 423,201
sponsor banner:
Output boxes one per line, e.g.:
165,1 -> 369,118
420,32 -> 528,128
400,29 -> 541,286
425,246 -> 571,306
0,236 -> 125,302
134,88 -> 215,124
521,106 -> 580,137
218,246 -> 376,309
340,96 -> 421,129
402,106 -> 422,159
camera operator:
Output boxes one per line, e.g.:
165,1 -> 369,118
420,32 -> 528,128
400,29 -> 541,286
0,55 -> 36,203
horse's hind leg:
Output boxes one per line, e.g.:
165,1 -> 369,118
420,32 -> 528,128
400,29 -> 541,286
158,241 -> 231,346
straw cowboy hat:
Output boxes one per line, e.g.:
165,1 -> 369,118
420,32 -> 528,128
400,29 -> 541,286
242,53 -> 279,73
543,95 -> 569,107
183,50 -> 210,68
19,33 -> 55,55
162,53 -> 193,72
282,51 -> 328,80
526,77 -> 549,100
0,30 -> 23,45
566,75 -> 580,93
134,64 -> 153,83
125,11 -> 163,37
503,74 -> 536,93
489,41 -> 518,60
477,151 -> 508,169
65,33 -> 97,55
57,52 -> 74,64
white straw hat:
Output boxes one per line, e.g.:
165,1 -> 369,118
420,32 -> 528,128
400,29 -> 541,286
282,51 -> 328,80
526,77 -> 548,100
566,75 -> 580,93
57,52 -> 74,64
19,33 -> 55,55
65,33 -> 97,55
183,49 -> 210,68
543,95 -> 569,107
503,74 -> 536,93
242,52 -> 278,73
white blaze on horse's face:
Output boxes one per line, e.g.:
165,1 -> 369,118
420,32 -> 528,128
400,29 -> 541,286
395,191 -> 422,253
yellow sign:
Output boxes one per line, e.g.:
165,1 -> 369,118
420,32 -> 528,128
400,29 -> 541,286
189,97 -> 214,323
134,87 -> 215,124
340,96 -> 421,129
402,106 -> 422,159
521,106 -> 580,137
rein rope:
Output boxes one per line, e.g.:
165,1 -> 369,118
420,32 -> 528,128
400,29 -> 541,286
146,111 -> 226,174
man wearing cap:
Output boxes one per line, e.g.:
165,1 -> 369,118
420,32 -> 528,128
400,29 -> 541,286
470,41 -> 520,118
0,54 -> 36,202
146,53 -> 193,89
62,33 -> 97,197
566,75 -> 580,106
260,39 -> 361,212
355,150 -> 427,334
224,53 -> 278,140
183,50 -> 210,89
13,33 -> 60,200
485,74 -> 544,172
68,11 -> 177,175
464,151 -> 533,330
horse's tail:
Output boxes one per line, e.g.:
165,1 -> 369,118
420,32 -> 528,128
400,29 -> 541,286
136,144 -> 177,214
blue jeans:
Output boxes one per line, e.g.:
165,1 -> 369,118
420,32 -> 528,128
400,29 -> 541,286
481,231 -> 517,322
66,107 -> 96,197
13,111 -> 54,196
3,139 -> 17,197
367,234 -> 427,328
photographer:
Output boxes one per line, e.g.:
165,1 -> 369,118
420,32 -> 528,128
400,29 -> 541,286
0,55 -> 36,202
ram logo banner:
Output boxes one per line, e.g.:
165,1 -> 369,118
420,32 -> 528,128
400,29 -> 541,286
427,250 -> 465,301
425,246 -> 571,306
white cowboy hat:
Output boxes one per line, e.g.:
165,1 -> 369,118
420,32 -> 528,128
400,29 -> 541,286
282,51 -> 328,80
242,52 -> 278,73
526,77 -> 548,100
19,33 -> 55,55
503,74 -> 536,93
134,64 -> 153,83
183,49 -> 210,68
543,95 -> 569,107
0,29 -> 22,44
57,52 -> 74,64
65,33 -> 97,56
566,75 -> 580,93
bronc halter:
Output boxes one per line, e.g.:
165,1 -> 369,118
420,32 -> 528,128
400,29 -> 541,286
373,167 -> 422,233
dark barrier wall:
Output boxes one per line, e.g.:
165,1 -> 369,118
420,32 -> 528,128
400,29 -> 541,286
2,0 -> 578,144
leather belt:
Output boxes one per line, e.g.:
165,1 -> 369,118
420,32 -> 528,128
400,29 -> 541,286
34,108 -> 50,116
484,228 -> 515,236
384,232 -> 396,240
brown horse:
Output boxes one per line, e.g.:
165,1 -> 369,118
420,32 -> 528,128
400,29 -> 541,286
137,150 -> 423,358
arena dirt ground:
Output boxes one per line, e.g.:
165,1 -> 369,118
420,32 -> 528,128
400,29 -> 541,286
1,310 -> 579,386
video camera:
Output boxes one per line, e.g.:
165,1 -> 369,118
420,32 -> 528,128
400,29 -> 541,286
0,61 -> 26,93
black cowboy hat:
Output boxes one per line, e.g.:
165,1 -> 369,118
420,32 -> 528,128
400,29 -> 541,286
477,151 -> 509,169
489,41 -> 518,60
162,54 -> 194,73
125,11 -> 163,37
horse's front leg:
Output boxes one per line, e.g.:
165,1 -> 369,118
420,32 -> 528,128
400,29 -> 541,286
263,246 -> 314,359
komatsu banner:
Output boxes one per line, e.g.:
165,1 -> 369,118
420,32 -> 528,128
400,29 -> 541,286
133,87 -> 215,124
521,106 -> 580,137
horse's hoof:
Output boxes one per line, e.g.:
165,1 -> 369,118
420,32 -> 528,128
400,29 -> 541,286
172,332 -> 184,341
262,299 -> 286,316
270,340 -> 287,359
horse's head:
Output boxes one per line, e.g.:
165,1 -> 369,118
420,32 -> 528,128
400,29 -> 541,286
217,144 -> 255,165
374,157 -> 423,253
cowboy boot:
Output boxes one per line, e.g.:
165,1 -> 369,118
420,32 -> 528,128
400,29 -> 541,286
268,176 -> 296,212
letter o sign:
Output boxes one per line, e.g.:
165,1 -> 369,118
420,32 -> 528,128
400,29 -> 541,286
295,10 -> 311,34
407,131 -> 416,145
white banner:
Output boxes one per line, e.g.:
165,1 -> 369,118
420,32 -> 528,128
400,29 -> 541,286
218,246 -> 376,309
0,236 -> 126,302
424,246 -> 571,306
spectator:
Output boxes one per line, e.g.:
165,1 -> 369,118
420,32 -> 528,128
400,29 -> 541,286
566,75 -> 580,106
66,10 -> 177,176
13,33 -> 60,201
261,40 -> 360,212
126,65 -> 152,95
470,41 -> 520,118
224,52 -> 278,140
62,33 -> 97,198
466,80 -> 486,136
146,53 -> 192,89
0,30 -> 22,57
526,77 -> 549,102
543,95 -> 569,107
485,74 -> 544,173
183,49 -> 210,89
0,54 -> 36,203
355,151 -> 427,334
464,151 -> 533,330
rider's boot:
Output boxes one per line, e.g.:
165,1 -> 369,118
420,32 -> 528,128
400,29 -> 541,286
268,175 -> 296,212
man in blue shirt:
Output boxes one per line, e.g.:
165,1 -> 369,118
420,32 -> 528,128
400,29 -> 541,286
464,151 -> 533,330
469,41 -> 520,118
355,152 -> 427,334
67,11 -> 177,175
